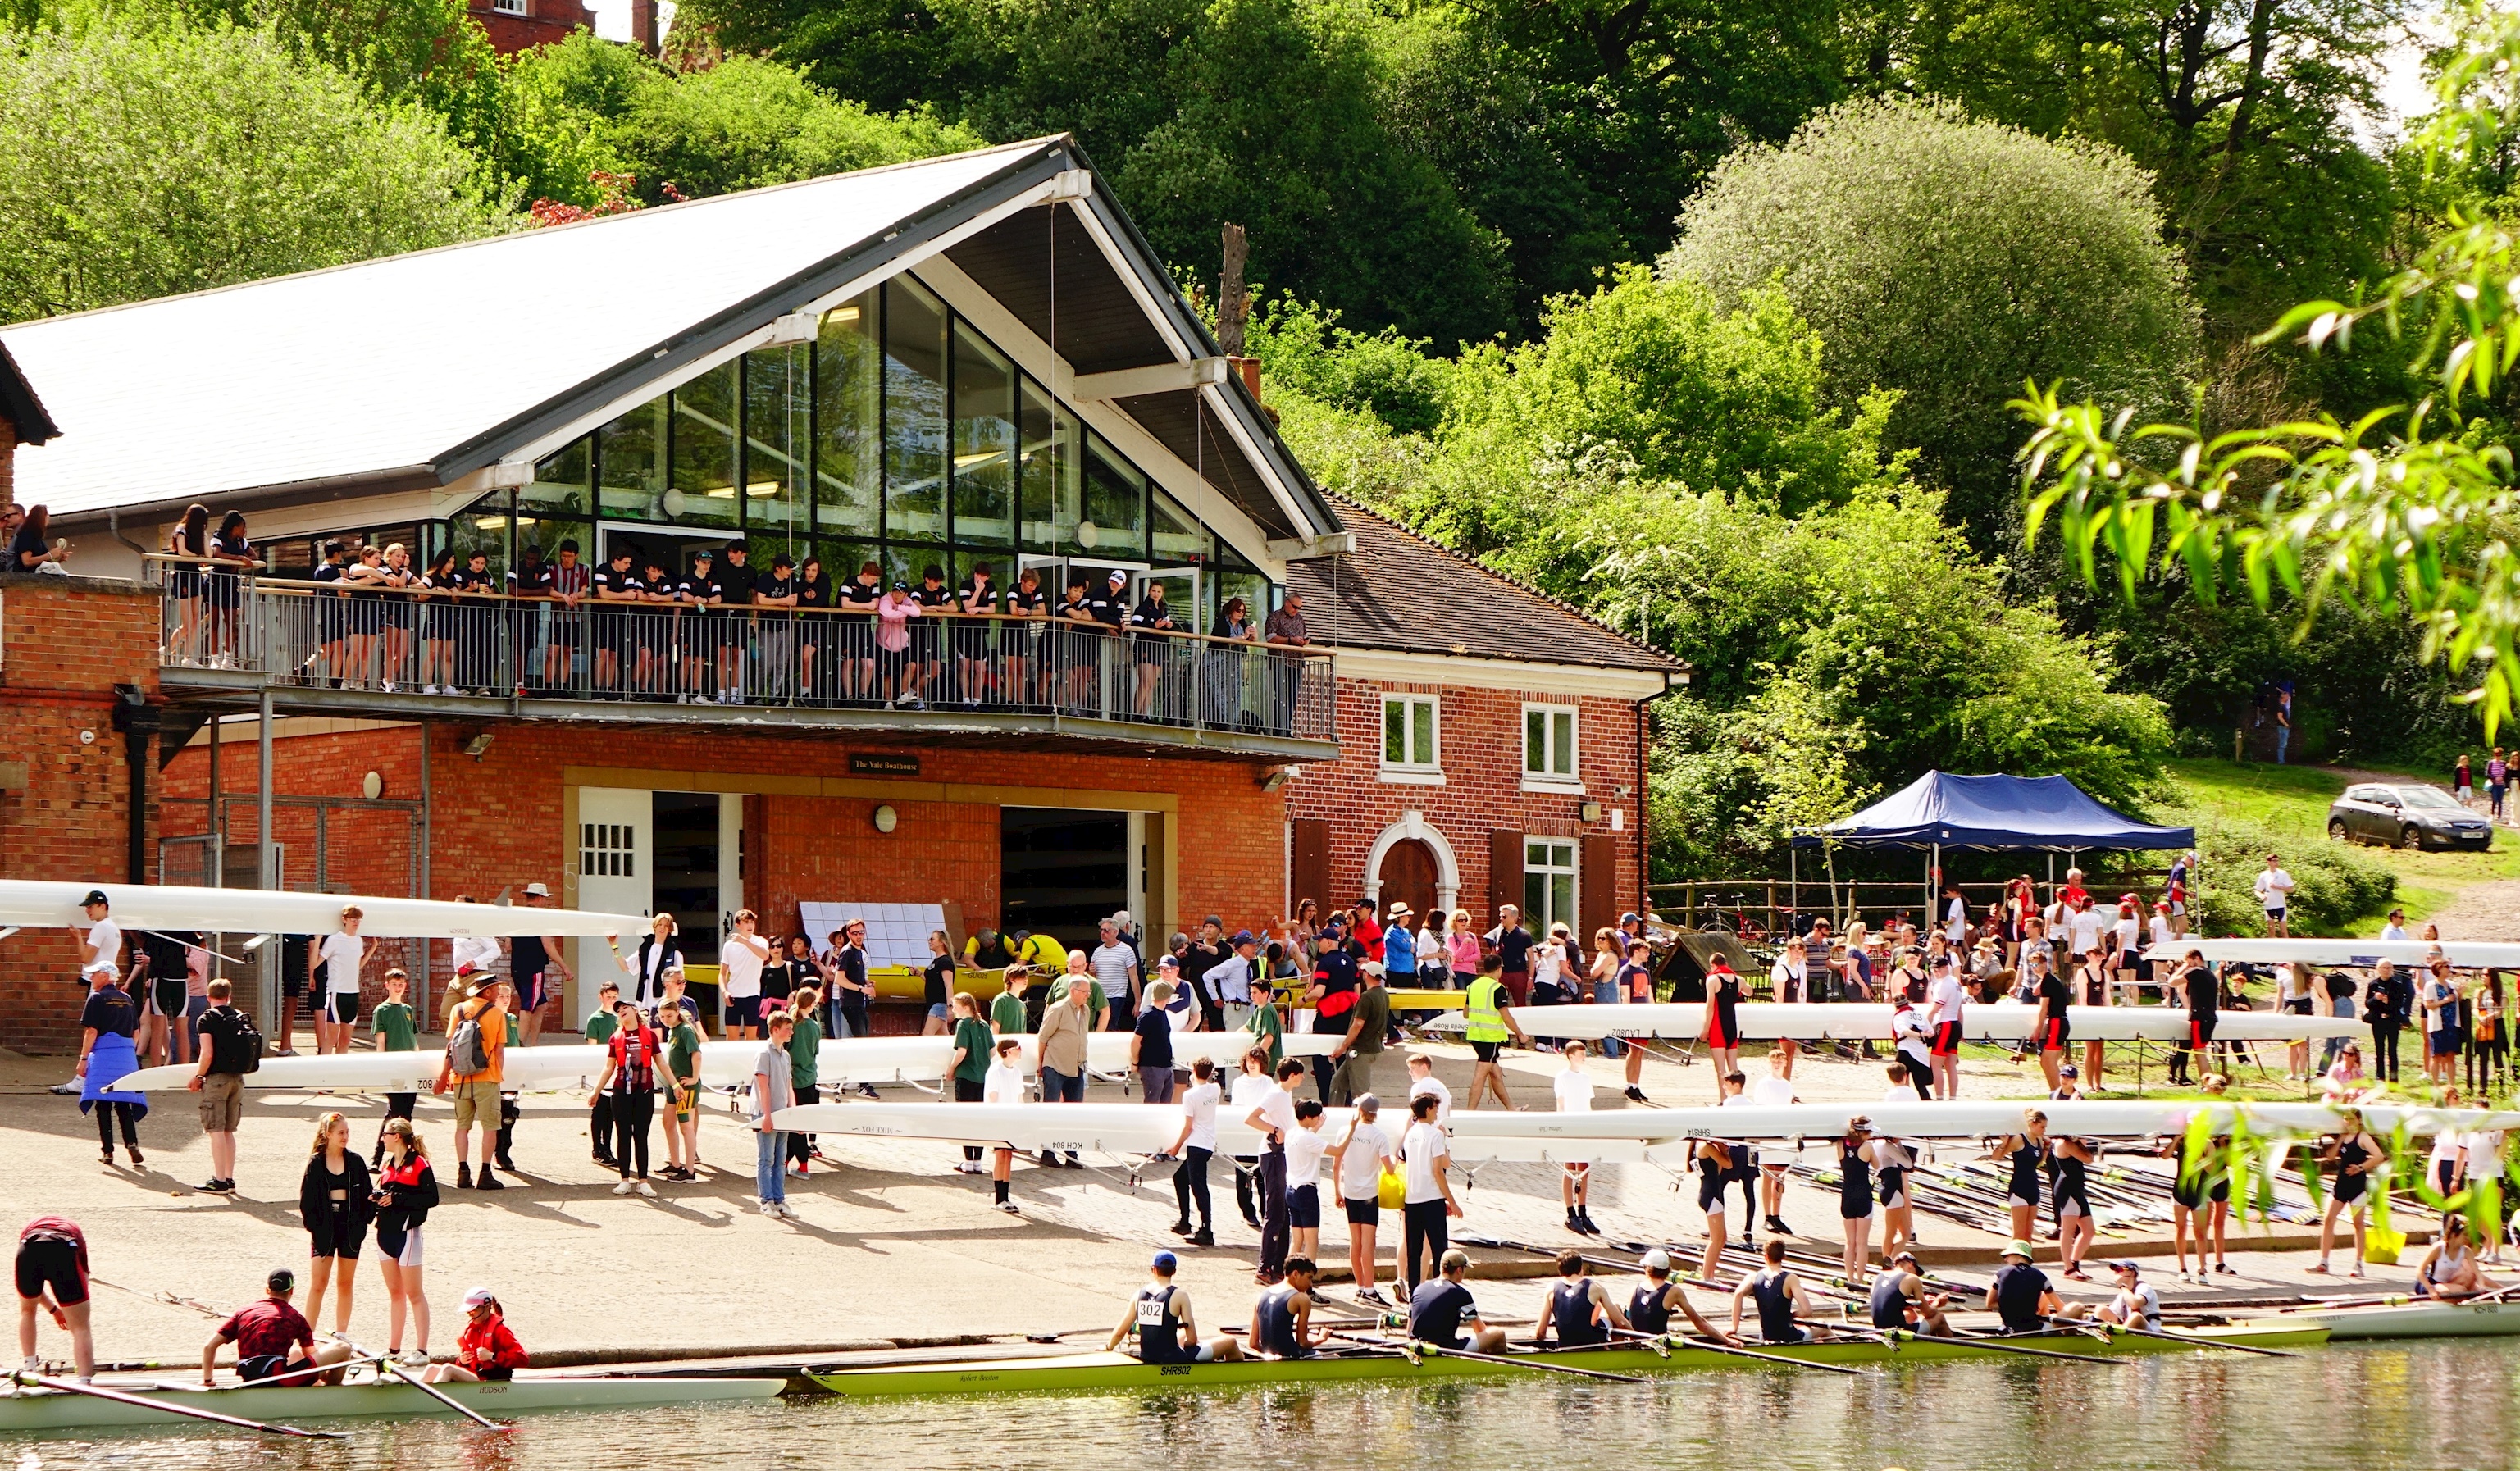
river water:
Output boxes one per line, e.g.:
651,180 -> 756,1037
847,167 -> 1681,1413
12,1341 -> 2517,1470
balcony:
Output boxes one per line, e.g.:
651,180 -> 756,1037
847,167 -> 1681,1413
155,573 -> 1338,759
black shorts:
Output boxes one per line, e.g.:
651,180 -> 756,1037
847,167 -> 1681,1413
15,1238 -> 87,1306
726,995 -> 762,1028
308,1211 -> 365,1260
2189,1016 -> 2217,1050
325,991 -> 359,1024
1698,1176 -> 1729,1214
1470,1040 -> 1502,1063
514,971 -> 546,1013
153,977 -> 189,1016
1344,1195 -> 1379,1227
1931,1021 -> 1962,1057
1290,1183 -> 1321,1230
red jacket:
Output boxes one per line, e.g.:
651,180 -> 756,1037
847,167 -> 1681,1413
458,1314 -> 528,1375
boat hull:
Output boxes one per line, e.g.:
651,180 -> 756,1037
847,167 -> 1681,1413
2285,1300 -> 2520,1339
0,1375 -> 783,1434
804,1324 -> 2325,1397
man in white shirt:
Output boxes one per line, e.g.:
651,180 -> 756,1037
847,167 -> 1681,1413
1328,1095 -> 1396,1304
1245,1058 -> 1305,1282
1555,1041 -> 1599,1235
1398,1093 -> 1459,1296
2066,899 -> 2106,961
317,906 -> 372,1059
720,908 -> 772,1042
1925,954 -> 1966,1100
1284,1100 -> 1333,1264
1163,1057 -> 1224,1246
1090,918 -> 1142,1029
2379,907 -> 2408,942
1943,885 -> 1967,947
1405,1052 -> 1452,1123
2254,854 -> 2296,937
1751,1059 -> 1797,1233
65,891 -> 125,1095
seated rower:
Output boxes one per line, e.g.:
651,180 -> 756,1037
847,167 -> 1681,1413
1251,1256 -> 1333,1359
1628,1249 -> 1730,1343
1867,1250 -> 1952,1337
1409,1249 -> 1510,1354
424,1288 -> 527,1382
2417,1214 -> 2499,1300
1729,1240 -> 1825,1345
1987,1239 -> 2062,1334
2086,1259 -> 2160,1329
203,1268 -> 354,1387
1533,1250 -> 1629,1347
1108,1251 -> 1241,1364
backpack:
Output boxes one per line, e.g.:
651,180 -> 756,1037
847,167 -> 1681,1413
208,1007 -> 264,1074
445,1002 -> 491,1076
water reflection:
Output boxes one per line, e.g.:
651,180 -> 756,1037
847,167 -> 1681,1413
11,1342 -> 2520,1471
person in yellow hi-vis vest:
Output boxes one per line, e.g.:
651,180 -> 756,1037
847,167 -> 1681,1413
1462,955 -> 1530,1111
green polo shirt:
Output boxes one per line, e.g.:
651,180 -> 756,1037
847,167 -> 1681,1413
991,990 -> 1029,1036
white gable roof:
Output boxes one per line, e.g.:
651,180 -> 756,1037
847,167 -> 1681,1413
0,140 -> 1045,517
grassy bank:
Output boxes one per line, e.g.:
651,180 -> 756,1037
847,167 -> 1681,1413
2162,758 -> 2518,930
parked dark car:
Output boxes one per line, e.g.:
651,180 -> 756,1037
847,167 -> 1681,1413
2328,783 -> 2494,851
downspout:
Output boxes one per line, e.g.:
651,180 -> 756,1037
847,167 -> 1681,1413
110,685 -> 157,883
1637,670 -> 1682,917
106,508 -> 152,581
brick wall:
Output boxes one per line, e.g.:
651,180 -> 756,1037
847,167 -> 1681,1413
1285,674 -> 1647,927
467,0 -> 595,54
0,576 -> 162,1051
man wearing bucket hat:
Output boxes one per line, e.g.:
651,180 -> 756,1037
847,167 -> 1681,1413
1986,1240 -> 2060,1333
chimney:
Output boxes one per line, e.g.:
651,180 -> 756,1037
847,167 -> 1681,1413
630,0 -> 658,53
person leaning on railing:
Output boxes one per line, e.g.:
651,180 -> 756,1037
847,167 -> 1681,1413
955,560 -> 1000,708
1264,590 -> 1310,734
1208,595 -> 1260,728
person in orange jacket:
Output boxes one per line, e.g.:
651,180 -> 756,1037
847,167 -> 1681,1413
423,1287 -> 526,1382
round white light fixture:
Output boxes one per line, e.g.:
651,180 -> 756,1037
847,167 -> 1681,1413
1074,521 -> 1100,549
872,804 -> 899,834
77,730 -> 94,745
362,771 -> 384,799
660,489 -> 688,519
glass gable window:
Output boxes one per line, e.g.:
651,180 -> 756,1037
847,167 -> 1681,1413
884,278 -> 948,544
499,271 -> 1277,623
816,291 -> 880,540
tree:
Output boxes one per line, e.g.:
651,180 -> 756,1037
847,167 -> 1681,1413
1665,94 -> 2202,539
0,17 -> 505,323
2016,5 -> 2520,739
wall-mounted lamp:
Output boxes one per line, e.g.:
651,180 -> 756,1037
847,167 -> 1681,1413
463,731 -> 494,760
872,804 -> 899,834
1579,800 -> 1604,824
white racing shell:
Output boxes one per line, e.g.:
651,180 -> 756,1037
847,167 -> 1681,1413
1418,1000 -> 2365,1043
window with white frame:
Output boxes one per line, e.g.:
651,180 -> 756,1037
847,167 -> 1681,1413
1381,694 -> 1439,776
1524,838 -> 1577,933
1523,704 -> 1579,786
491,0 -> 527,14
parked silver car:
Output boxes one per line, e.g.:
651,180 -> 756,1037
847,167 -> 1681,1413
2327,782 -> 2494,851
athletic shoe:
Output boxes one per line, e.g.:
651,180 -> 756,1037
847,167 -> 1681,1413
1000,1200 -> 1023,1214
496,1156 -> 518,1173
456,1164 -> 474,1189
612,1180 -> 636,1195
858,1084 -> 882,1100
1356,1288 -> 1390,1306
758,1200 -> 781,1216
1189,1228 -> 1214,1246
48,1081 -> 77,1095
1566,1209 -> 1583,1233
1624,1086 -> 1648,1103
633,1181 -> 656,1198
476,1173 -> 504,1191
774,1203 -> 799,1219
196,1178 -> 230,1194
786,1163 -> 807,1177
1169,1218 -> 1196,1236
99,1150 -> 116,1167
21,1355 -> 39,1375
1579,1212 -> 1600,1235
126,1147 -> 144,1168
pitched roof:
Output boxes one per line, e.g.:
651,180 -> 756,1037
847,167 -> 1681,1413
1287,495 -> 1686,674
0,342 -> 57,445
0,136 -> 1337,545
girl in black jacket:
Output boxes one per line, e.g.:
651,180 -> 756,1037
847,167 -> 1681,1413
299,1111 -> 374,1337
371,1118 -> 440,1364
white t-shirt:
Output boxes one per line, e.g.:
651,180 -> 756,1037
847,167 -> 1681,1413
2115,1280 -> 2162,1329
1090,943 -> 1137,1004
2466,1131 -> 2506,1180
1410,1074 -> 1454,1124
1532,941 -> 1565,991
2255,868 -> 2294,910
321,932 -> 365,995
1554,1067 -> 1593,1113
721,934 -> 768,1000
1752,1075 -> 1796,1164
1337,1119 -> 1392,1199
79,918 -> 123,977
1179,1079 -> 1221,1152
1230,1073 -> 1272,1113
1253,1083 -> 1296,1141
2149,914 -> 2176,948
1944,897 -> 1967,944
1287,1126 -> 1331,1190
2067,909 -> 2105,956
2380,922 -> 2408,941
982,1059 -> 1026,1105
451,935 -> 501,977
1892,1006 -> 1933,1065
1401,1120 -> 1450,1204
1928,973 -> 1966,1027
2111,917 -> 2139,955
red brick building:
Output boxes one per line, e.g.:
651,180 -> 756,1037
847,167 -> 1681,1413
466,0 -> 617,55
0,139 -> 1681,1048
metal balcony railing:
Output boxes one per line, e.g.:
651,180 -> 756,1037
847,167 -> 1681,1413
154,564 -> 1337,745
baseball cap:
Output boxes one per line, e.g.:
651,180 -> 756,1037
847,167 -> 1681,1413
2108,1259 -> 2141,1273
1639,1249 -> 1671,1272
2060,1064 -> 2080,1077
463,1287 -> 496,1309
524,881 -> 551,897
1151,1251 -> 1178,1273
1930,954 -> 1953,969
2002,1239 -> 2035,1259
267,1268 -> 296,1293
1620,912 -> 1643,925
80,889 -> 108,906
1889,1250 -> 1919,1266
1360,960 -> 1386,977
1231,930 -> 1258,946
1156,954 -> 1180,970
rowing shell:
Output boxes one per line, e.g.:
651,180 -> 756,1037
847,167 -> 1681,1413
2270,1299 -> 2520,1340
2145,938 -> 2520,969
806,1324 -> 2327,1397
768,1097 -> 2520,1158
0,1374 -> 782,1433
0,879 -> 646,939
1418,1002 -> 2366,1043
112,1030 -> 1333,1094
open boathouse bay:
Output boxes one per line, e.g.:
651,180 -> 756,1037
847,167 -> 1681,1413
14,1341 -> 2520,1471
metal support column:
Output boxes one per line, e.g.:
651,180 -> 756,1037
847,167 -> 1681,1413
258,689 -> 276,1023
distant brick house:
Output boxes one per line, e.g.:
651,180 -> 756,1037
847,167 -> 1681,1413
1283,495 -> 1688,944
466,0 -> 652,54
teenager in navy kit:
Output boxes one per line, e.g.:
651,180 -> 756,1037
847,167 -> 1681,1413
956,562 -> 1000,706
676,549 -> 722,701
1001,565 -> 1049,708
590,547 -> 636,694
913,563 -> 955,699
836,560 -> 882,704
716,540 -> 756,704
795,555 -> 832,703
755,553 -> 800,703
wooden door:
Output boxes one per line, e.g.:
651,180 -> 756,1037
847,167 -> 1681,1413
1377,838 -> 1439,927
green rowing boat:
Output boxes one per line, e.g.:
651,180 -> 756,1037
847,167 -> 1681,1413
806,1323 -> 2326,1398
0,1374 -> 785,1434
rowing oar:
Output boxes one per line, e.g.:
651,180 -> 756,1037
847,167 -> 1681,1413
1609,1327 -> 1867,1377
2044,1316 -> 2299,1358
335,1337 -> 505,1431
11,1372 -> 347,1440
1857,1326 -> 2130,1365
1322,1332 -> 1646,1384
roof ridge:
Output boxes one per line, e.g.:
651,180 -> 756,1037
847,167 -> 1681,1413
1321,490 -> 1682,668
0,137 -> 1064,337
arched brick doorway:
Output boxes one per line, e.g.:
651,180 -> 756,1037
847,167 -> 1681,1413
1377,837 -> 1440,927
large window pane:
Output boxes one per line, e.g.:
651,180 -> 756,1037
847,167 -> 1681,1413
1017,376 -> 1075,554
950,323 -> 1015,549
599,398 -> 666,521
1151,485 -> 1210,567
666,362 -> 740,529
744,345 -> 809,544
815,291 -> 880,539
1212,567 -> 1269,635
450,494 -> 512,581
1072,433 -> 1146,560
884,278 -> 947,542
526,436 -> 591,521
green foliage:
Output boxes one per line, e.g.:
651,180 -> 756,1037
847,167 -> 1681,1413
0,15 -> 504,323
1666,95 -> 2201,537
2177,812 -> 2395,936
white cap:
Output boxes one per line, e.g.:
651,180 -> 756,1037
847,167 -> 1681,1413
523,881 -> 551,897
462,1287 -> 495,1309
1640,1249 -> 1671,1272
